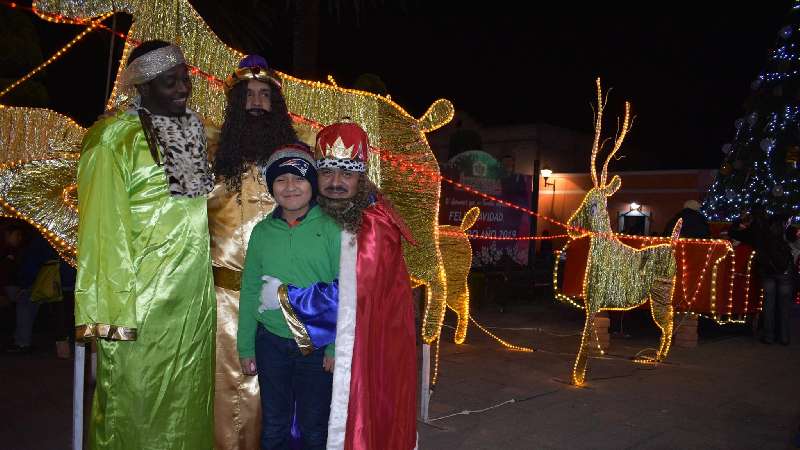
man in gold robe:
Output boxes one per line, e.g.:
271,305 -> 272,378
208,54 -> 315,450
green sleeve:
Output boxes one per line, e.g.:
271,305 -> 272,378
74,120 -> 137,334
325,343 -> 335,358
329,221 -> 341,276
238,223 -> 264,358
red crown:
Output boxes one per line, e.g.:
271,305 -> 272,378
314,120 -> 369,163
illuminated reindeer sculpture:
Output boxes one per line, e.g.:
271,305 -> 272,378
567,79 -> 681,386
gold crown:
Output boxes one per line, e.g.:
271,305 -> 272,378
224,67 -> 281,92
326,136 -> 356,160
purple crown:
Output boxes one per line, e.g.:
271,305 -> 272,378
238,55 -> 269,70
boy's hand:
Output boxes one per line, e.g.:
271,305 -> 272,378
323,356 -> 335,373
240,357 -> 257,376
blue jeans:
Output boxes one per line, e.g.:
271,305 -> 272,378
255,325 -> 332,450
12,288 -> 38,347
761,274 -> 794,344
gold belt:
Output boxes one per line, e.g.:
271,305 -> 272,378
213,266 -> 242,292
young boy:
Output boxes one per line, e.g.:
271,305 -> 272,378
237,142 -> 341,450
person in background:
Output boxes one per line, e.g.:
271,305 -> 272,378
787,223 -> 799,303
0,222 -> 26,339
6,230 -> 57,354
664,200 -> 710,239
730,208 -> 795,345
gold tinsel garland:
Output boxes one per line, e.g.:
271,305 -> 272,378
6,0 -> 461,344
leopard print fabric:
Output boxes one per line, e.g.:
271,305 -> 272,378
149,111 -> 214,198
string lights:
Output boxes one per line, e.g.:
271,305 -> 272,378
705,251 -> 731,322
742,250 -> 757,317
0,2 -> 228,99
61,184 -> 78,212
0,156 -> 80,264
676,242 -> 722,312
438,230 -> 568,241
429,299 -> 536,370
2,0 -> 788,240
432,336 -> 441,386
0,0 -> 741,244
468,314 -> 535,353
0,2 -> 768,376
555,236 -> 761,326
703,11 -> 800,221
0,12 -> 113,100
0,0 -> 459,350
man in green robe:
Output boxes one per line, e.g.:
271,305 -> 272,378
75,40 -> 216,450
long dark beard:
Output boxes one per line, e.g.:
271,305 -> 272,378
318,176 -> 378,235
214,82 -> 297,193
238,114 -> 275,158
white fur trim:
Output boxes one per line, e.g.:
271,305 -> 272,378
326,231 -> 357,449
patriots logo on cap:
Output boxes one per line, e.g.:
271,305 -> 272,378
279,158 -> 310,176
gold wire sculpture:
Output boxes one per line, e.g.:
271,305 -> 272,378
436,207 -> 480,344
565,78 -> 681,386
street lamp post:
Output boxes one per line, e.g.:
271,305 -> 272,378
530,159 -> 541,267
542,168 -> 556,215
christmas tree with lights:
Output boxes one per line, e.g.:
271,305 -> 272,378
703,3 -> 800,222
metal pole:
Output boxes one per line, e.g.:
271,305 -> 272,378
73,343 -> 86,450
420,343 -> 431,422
90,344 -> 97,384
530,158 -> 541,267
104,14 -> 117,102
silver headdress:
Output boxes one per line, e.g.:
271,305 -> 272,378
119,45 -> 186,87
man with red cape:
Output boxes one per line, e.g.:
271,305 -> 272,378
260,120 -> 418,449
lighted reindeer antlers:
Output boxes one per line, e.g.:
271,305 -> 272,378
589,77 -> 633,187
589,78 -> 604,187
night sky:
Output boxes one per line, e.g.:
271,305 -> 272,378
8,1 -> 796,170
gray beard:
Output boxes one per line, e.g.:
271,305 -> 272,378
318,195 -> 365,235
317,178 -> 376,234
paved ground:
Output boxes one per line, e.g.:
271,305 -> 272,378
2,299 -> 799,449
420,302 -> 800,450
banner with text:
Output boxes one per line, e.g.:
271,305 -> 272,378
440,150 -> 532,267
